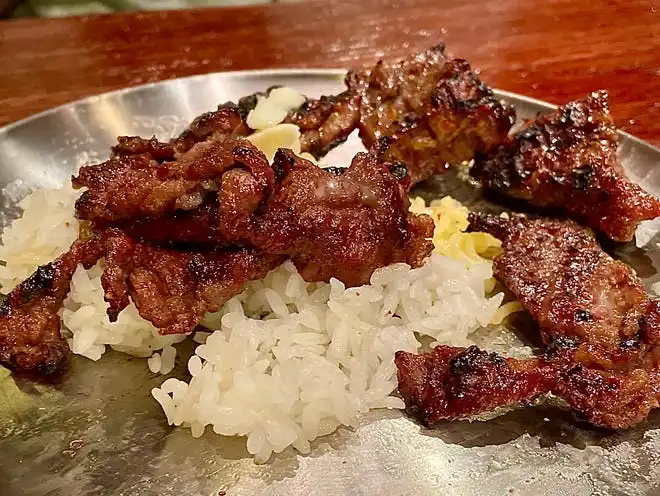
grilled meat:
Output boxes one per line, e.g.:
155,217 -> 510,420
73,136 -> 273,224
0,234 -> 106,375
471,91 -> 660,242
283,91 -> 361,158
0,227 -> 282,376
468,213 -> 653,356
218,147 -> 434,286
109,198 -> 230,247
100,229 -> 283,334
395,343 -> 660,430
172,102 -> 251,152
6,119 -> 434,376
395,345 -> 555,425
396,213 -> 660,429
346,43 -> 515,185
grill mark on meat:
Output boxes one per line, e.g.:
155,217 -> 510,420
395,344 -> 660,430
73,136 -> 272,224
470,91 -> 660,242
467,213 -> 650,352
99,230 -> 284,335
283,90 -> 361,158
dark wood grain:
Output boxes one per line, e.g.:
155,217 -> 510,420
0,0 -> 658,145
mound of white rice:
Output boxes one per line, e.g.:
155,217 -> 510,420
0,87 -> 522,462
153,254 -> 503,462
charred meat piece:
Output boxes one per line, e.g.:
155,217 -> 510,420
111,103 -> 250,161
112,136 -> 177,163
99,229 -> 283,334
283,91 -> 361,158
0,226 -> 282,376
346,44 -> 515,185
468,213 -> 655,357
471,91 -> 660,242
0,235 -> 106,376
554,359 -> 660,429
220,147 -> 434,286
73,137 -> 272,224
395,343 -> 660,430
396,214 -> 660,429
395,346 -> 556,425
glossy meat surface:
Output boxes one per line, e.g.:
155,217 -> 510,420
395,346 -> 554,425
346,44 -> 515,184
219,148 -> 434,286
0,227 -> 282,376
100,229 -> 283,335
468,213 -> 652,354
73,136 -> 272,223
0,235 -> 106,375
471,91 -> 660,242
396,343 -> 660,430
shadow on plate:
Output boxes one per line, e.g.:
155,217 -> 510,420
415,402 -> 660,452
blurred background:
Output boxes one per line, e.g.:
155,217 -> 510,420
2,0 -> 302,17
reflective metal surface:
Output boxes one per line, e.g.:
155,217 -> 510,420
1,70 -> 660,496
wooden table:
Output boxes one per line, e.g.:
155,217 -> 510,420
0,0 -> 658,145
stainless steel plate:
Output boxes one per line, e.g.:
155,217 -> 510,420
1,70 -> 660,496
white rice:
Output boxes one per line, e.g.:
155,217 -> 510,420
0,87 -> 517,462
0,183 -> 80,290
62,263 -> 187,364
152,256 -> 503,462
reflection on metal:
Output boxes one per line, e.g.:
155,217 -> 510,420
1,70 -> 659,495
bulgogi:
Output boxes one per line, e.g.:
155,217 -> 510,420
346,43 -> 516,185
395,214 -> 660,429
2,42 -> 660,437
471,91 -> 660,242
1,128 -> 433,376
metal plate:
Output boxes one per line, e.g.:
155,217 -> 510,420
1,70 -> 660,496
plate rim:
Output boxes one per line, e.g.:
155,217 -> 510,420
0,68 -> 658,155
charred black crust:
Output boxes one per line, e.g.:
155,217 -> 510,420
74,190 -> 94,216
233,145 -> 256,158
272,149 -> 297,182
19,264 -> 55,304
236,92 -> 263,120
450,346 -> 506,376
544,336 -> 580,359
471,149 -> 516,190
574,309 -> 593,323
376,136 -> 394,153
0,263 -> 57,316
619,338 -> 643,350
571,166 -> 593,191
389,162 -> 409,181
322,166 -> 347,176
